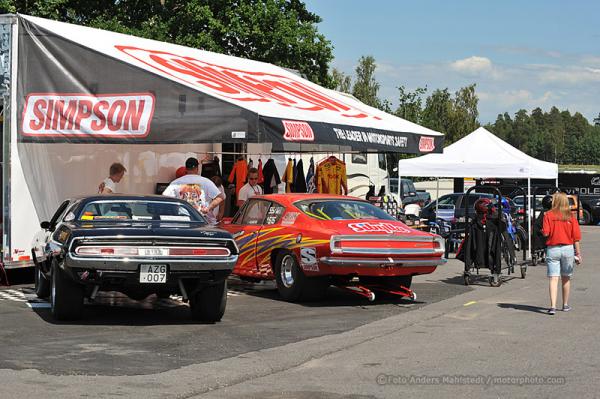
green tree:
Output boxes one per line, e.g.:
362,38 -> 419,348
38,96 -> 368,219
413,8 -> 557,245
331,68 -> 352,93
0,0 -> 334,86
351,55 -> 381,108
394,85 -> 427,124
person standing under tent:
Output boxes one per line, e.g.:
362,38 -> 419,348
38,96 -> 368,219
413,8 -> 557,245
162,157 -> 225,225
237,168 -> 263,207
98,162 -> 126,194
210,175 -> 226,222
541,192 -> 582,315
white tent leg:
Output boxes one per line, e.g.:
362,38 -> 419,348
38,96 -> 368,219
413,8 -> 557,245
435,178 -> 439,214
527,178 -> 532,261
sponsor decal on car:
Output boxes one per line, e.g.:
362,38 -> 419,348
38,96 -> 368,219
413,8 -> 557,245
116,46 -> 375,119
347,222 -> 411,234
282,120 -> 314,142
22,93 -> 155,137
300,247 -> 319,272
418,136 -> 435,152
281,212 -> 300,225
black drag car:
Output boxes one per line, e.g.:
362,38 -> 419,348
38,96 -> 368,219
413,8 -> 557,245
31,195 -> 238,322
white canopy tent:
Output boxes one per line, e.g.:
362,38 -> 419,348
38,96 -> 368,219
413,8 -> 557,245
397,127 -> 559,260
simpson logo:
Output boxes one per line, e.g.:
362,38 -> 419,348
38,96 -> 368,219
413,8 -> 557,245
282,120 -> 314,142
348,222 -> 411,234
418,136 -> 435,152
116,46 -> 375,119
22,93 -> 155,137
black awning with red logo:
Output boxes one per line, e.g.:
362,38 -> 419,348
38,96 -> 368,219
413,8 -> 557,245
16,15 -> 443,154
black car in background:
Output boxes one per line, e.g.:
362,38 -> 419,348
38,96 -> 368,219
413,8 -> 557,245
419,192 -> 496,222
31,195 -> 238,321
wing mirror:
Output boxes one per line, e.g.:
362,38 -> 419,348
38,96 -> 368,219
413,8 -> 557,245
40,221 -> 51,230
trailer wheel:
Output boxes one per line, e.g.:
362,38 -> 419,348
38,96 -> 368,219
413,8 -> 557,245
520,266 -> 527,279
34,264 -> 50,299
50,259 -> 84,320
463,273 -> 471,286
489,275 -> 502,287
189,280 -> 227,322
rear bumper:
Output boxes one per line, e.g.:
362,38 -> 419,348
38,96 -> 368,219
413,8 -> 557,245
65,253 -> 238,272
319,256 -> 447,268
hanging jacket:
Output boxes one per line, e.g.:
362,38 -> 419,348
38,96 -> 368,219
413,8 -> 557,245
305,157 -> 315,193
257,159 -> 264,185
294,159 -> 307,193
262,159 -> 281,194
228,159 -> 248,197
283,158 -> 294,193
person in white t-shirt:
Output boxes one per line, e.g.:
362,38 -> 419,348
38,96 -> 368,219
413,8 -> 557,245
162,157 -> 225,225
237,167 -> 263,207
98,162 -> 126,194
210,175 -> 226,222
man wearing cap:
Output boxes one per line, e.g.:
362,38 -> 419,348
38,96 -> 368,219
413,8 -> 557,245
162,157 -> 225,225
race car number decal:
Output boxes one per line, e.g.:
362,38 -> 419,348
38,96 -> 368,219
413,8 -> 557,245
347,222 -> 411,234
300,247 -> 318,271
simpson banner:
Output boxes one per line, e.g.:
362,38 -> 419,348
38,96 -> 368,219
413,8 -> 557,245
17,15 -> 443,153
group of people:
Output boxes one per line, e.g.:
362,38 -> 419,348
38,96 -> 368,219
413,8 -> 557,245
98,158 -> 264,225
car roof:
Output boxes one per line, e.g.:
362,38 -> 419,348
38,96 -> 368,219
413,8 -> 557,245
253,193 -> 367,205
69,194 -> 189,205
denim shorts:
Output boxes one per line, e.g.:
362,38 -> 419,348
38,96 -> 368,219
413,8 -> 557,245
546,245 -> 575,277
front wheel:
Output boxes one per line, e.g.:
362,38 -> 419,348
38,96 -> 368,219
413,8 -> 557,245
50,259 -> 84,320
190,280 -> 227,322
34,265 -> 50,299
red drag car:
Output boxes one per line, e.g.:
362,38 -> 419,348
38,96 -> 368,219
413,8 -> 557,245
220,194 -> 445,302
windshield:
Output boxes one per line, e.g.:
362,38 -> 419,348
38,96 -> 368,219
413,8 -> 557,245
295,200 -> 395,221
78,200 -> 204,222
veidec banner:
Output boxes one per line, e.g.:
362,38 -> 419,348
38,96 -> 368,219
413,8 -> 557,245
16,15 -> 443,153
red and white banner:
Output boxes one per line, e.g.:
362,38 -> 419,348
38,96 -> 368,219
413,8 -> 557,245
22,93 -> 155,137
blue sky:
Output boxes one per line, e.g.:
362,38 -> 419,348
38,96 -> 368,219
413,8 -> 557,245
303,0 -> 600,123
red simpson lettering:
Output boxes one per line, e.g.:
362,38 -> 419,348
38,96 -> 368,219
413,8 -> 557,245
22,94 -> 154,137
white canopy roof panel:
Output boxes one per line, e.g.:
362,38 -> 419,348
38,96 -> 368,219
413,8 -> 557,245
396,127 -> 558,179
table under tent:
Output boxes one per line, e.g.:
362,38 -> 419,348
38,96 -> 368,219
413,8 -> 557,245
396,127 -> 558,285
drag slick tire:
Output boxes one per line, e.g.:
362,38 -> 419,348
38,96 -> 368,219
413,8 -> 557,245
50,259 -> 84,320
34,264 -> 50,299
274,250 -> 328,302
190,280 -> 227,322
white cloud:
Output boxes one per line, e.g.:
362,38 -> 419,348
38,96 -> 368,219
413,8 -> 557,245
538,66 -> 600,84
450,56 -> 493,75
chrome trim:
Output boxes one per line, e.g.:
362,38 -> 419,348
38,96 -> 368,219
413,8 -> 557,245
330,234 -> 445,256
65,253 -> 238,272
319,257 -> 447,267
73,245 -> 231,258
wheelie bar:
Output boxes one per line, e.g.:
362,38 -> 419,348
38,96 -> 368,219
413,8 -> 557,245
335,284 -> 376,301
334,283 -> 417,301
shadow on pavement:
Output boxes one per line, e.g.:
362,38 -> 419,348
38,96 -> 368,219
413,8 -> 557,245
497,303 -> 548,314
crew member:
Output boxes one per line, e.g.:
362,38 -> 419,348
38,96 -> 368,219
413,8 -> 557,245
237,167 -> 263,207
162,157 -> 225,225
98,162 -> 126,194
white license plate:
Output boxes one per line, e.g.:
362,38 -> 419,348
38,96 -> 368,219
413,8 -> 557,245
140,248 -> 168,257
139,264 -> 167,283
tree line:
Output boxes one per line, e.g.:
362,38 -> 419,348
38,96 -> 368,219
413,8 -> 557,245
2,0 -> 599,164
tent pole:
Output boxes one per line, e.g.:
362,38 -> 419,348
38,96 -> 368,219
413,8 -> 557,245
397,160 -> 402,207
527,178 -> 532,261
436,178 -> 439,214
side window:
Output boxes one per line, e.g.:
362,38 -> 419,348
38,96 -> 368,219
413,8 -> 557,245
378,153 -> 386,170
402,182 -> 411,195
265,203 -> 286,225
49,200 -> 71,227
232,202 -> 248,225
241,200 -> 270,225
351,153 -> 367,164
438,195 -> 457,206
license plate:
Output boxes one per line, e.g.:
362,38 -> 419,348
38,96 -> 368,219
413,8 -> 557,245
140,248 -> 168,257
139,264 -> 167,283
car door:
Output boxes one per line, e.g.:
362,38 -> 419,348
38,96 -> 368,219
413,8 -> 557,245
229,199 -> 271,272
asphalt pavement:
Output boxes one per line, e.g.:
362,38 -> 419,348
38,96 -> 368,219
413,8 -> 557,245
0,227 -> 597,398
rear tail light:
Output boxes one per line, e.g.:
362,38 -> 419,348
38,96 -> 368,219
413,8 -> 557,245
74,246 -> 230,257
